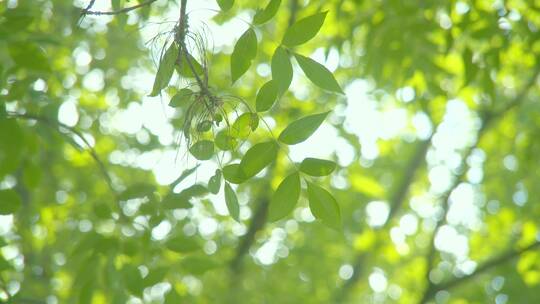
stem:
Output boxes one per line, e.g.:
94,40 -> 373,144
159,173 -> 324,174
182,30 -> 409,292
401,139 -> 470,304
81,0 -> 158,16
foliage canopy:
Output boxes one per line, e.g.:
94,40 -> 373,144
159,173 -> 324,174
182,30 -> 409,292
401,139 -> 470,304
1,0 -> 540,303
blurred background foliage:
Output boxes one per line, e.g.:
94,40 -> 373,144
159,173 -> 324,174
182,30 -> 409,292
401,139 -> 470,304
1,0 -> 540,303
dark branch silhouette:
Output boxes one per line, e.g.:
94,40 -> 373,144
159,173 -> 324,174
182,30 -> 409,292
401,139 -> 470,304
420,240 -> 540,303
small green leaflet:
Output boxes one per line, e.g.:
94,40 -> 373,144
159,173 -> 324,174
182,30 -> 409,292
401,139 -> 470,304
0,189 -> 21,215
150,43 -> 178,96
253,0 -> 281,25
143,267 -> 168,287
271,46 -> 292,96
231,113 -> 259,139
170,164 -> 200,188
197,120 -> 212,132
169,88 -> 193,107
224,182 -> 240,221
122,265 -> 144,297
299,158 -> 336,176
215,130 -> 237,150
217,0 -> 234,11
162,184 -> 209,210
282,11 -> 327,47
255,80 -> 278,112
278,111 -> 329,145
161,193 -> 192,210
178,184 -> 208,198
177,51 -> 204,78
165,235 -> 200,253
307,182 -> 341,230
189,140 -> 214,160
294,53 -> 343,94
231,28 -> 257,84
239,141 -> 279,178
222,164 -> 247,184
119,183 -> 156,201
208,169 -> 222,194
268,172 -> 301,222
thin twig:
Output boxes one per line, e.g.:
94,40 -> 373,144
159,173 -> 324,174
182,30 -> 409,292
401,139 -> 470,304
5,112 -> 130,222
81,0 -> 157,16
333,135 -> 434,302
230,197 -> 270,272
6,112 -> 115,192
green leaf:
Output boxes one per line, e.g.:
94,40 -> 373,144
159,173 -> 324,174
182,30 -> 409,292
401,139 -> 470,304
0,119 -> 24,179
208,169 -> 222,194
282,11 -> 327,47
169,88 -> 193,107
165,235 -> 200,253
8,42 -> 50,73
178,184 -> 208,198
307,182 -> 341,229
278,111 -> 329,145
222,163 -> 247,184
299,158 -> 336,176
268,172 -> 301,222
176,51 -> 204,78
162,193 -> 192,210
231,28 -> 257,84
271,46 -> 292,96
224,182 -> 240,221
0,189 -> 21,215
143,267 -> 168,286
217,0 -> 234,11
189,140 -> 214,160
215,130 -> 238,150
171,165 -> 200,188
150,43 -> 178,96
197,120 -> 213,133
231,113 -> 259,139
256,80 -> 279,112
253,0 -> 281,25
122,264 -> 144,297
294,53 -> 343,93
239,141 -> 279,178
119,183 -> 156,201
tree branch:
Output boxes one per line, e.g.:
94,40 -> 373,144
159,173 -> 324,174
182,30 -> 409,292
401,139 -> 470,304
418,62 -> 540,304
386,135 -> 433,223
7,112 -> 114,193
333,135 -> 433,302
421,240 -> 540,303
81,0 -> 157,16
5,112 -> 131,222
230,198 -> 270,272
